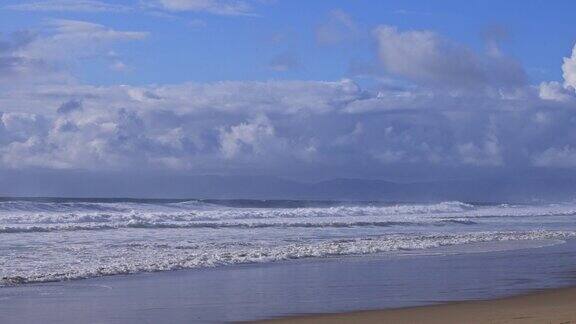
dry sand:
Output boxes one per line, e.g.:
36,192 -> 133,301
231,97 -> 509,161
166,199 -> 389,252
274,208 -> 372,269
260,287 -> 576,324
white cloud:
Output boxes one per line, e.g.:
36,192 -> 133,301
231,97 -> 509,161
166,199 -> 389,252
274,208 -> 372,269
393,9 -> 432,16
539,81 -> 576,102
0,20 -> 147,86
457,123 -> 502,166
145,79 -> 362,115
1,23 -> 576,176
24,19 -> 147,60
109,60 -> 130,72
150,0 -> 254,15
220,115 -> 278,159
0,31 -> 59,84
5,0 -> 130,12
533,146 -> 576,168
563,44 -> 576,90
6,0 -> 262,17
316,9 -> 359,45
0,76 -> 573,173
373,25 -> 526,90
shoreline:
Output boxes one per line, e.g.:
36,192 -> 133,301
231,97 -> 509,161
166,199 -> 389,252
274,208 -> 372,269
260,287 -> 576,323
1,240 -> 576,323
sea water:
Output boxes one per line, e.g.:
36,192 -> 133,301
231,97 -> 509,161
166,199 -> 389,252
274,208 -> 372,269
1,198 -> 576,285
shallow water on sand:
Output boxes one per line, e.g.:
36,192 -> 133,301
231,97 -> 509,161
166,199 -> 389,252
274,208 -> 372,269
1,239 -> 576,323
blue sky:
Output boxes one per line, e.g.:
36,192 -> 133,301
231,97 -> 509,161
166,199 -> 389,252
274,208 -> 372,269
2,0 -> 574,85
1,0 -> 576,183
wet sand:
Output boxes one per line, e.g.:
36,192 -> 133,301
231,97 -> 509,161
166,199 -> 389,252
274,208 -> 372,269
261,287 -> 576,323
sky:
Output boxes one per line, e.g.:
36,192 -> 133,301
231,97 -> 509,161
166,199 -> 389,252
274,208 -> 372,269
1,0 -> 576,186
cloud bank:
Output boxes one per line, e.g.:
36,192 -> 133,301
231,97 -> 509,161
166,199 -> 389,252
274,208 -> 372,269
1,22 -> 576,179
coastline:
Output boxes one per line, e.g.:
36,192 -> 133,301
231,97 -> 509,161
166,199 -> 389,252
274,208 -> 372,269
260,287 -> 576,323
2,239 -> 576,323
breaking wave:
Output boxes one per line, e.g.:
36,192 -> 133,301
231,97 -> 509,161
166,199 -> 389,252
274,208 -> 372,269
0,218 -> 479,234
3,199 -> 576,286
1,230 -> 573,286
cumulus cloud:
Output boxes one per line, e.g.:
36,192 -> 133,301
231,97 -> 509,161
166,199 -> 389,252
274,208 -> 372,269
563,44 -> 576,90
539,44 -> 576,103
0,80 -> 361,170
5,0 -> 130,12
539,81 -> 576,102
220,115 -> 280,159
1,23 -> 576,177
373,25 -> 526,90
0,75 -> 574,174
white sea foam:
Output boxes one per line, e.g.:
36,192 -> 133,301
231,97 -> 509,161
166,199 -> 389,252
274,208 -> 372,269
1,230 -> 574,285
0,219 -> 480,234
2,200 -> 576,286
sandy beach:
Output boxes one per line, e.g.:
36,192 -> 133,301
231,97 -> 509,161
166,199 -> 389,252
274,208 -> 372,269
262,287 -> 576,323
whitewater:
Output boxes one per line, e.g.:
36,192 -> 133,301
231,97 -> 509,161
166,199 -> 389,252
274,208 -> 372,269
1,199 -> 576,286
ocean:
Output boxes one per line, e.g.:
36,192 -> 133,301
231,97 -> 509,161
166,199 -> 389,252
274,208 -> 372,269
1,198 -> 576,286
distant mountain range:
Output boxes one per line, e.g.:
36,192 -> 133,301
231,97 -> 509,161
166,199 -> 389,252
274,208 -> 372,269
1,170 -> 576,202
